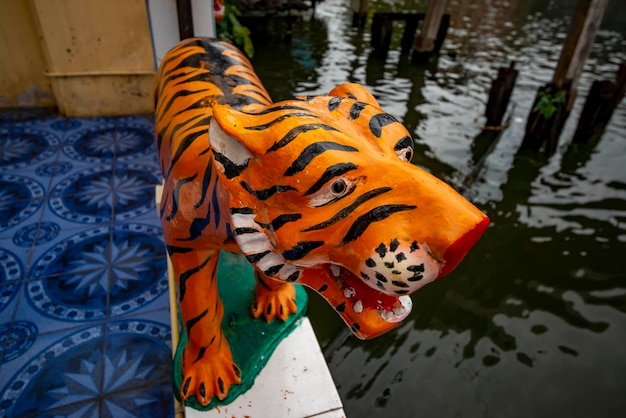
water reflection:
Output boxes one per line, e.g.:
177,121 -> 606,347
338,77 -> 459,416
247,0 -> 626,416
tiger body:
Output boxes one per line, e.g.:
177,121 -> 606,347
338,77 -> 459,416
154,38 -> 489,406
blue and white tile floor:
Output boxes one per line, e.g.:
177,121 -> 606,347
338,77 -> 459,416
0,108 -> 174,417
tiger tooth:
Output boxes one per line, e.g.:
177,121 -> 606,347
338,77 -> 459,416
353,300 -> 363,313
394,296 -> 412,318
380,309 -> 394,321
344,287 -> 356,298
399,295 -> 412,310
330,264 -> 341,278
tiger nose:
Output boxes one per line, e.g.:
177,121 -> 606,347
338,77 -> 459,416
437,214 -> 490,278
359,239 -> 442,296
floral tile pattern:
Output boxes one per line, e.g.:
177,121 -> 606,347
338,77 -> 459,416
0,110 -> 174,417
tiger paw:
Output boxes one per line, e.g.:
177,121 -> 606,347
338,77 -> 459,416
180,340 -> 242,406
251,282 -> 298,322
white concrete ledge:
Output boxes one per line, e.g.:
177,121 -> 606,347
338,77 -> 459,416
185,317 -> 346,418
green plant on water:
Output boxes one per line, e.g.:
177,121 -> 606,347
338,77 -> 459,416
533,88 -> 566,119
217,1 -> 254,58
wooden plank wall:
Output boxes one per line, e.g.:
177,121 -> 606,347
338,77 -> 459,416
1,0 -> 156,116
0,0 -> 55,108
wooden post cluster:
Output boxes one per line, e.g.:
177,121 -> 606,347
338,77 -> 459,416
351,0 -> 369,28
370,12 -> 449,62
371,13 -> 420,58
521,82 -> 573,154
572,64 -> 626,144
412,0 -> 449,64
521,0 -> 608,154
484,62 -> 519,128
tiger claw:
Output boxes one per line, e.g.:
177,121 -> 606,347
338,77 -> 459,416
251,283 -> 298,322
180,341 -> 241,406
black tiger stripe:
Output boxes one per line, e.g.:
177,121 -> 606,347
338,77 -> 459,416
246,250 -> 271,263
328,97 -> 344,111
171,71 -> 213,88
171,96 -> 221,117
166,245 -> 194,254
340,204 -> 417,245
166,174 -> 198,221
302,187 -> 392,231
286,270 -> 300,282
244,112 -> 318,131
304,162 -> 357,196
241,79 -> 269,95
212,181 -> 221,227
369,113 -> 399,137
241,104 -> 309,116
158,47 -> 196,77
282,241 -> 325,261
284,142 -> 358,176
193,345 -> 209,364
349,102 -> 368,120
159,88 -> 210,120
266,124 -> 339,153
394,136 -> 413,151
159,193 -> 168,219
264,264 -> 283,276
257,213 -> 302,232
177,211 -> 212,241
233,227 -> 259,235
179,254 -> 213,301
241,181 -> 297,200
167,129 -> 207,178
195,158 -> 214,208
186,308 -> 208,333
158,69 -> 199,99
213,150 -> 248,179
157,113 -> 207,162
231,207 -> 255,215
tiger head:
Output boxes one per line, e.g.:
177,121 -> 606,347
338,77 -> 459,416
209,83 -> 489,339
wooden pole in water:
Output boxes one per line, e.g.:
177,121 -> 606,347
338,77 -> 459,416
412,0 -> 448,63
552,0 -> 610,101
572,64 -> 626,144
351,0 -> 369,28
484,61 -> 519,128
521,0 -> 609,154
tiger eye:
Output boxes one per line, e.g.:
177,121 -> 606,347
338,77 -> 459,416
331,179 -> 347,195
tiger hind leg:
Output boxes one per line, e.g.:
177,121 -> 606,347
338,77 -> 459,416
251,270 -> 298,322
170,249 -> 242,405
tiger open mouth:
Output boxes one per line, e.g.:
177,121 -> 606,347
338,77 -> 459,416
299,263 -> 413,339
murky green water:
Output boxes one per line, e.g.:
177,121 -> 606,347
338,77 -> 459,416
245,0 -> 626,416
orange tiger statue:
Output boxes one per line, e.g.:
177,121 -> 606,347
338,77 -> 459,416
154,38 -> 489,406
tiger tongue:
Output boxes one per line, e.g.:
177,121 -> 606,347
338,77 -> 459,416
298,265 -> 410,340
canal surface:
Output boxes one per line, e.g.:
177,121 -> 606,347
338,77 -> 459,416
245,0 -> 626,416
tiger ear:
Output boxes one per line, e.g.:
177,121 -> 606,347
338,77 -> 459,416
209,112 -> 255,180
329,83 -> 381,107
209,105 -> 269,178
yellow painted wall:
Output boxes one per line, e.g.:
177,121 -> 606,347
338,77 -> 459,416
0,0 -> 55,108
1,0 -> 156,116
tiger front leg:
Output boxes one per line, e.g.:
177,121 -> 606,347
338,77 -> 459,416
251,270 -> 298,322
171,249 -> 242,406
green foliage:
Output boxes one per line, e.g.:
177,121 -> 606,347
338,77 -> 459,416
216,1 -> 254,58
533,88 -> 566,119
